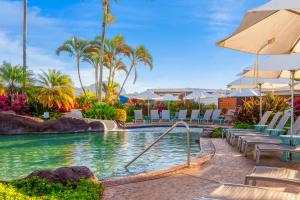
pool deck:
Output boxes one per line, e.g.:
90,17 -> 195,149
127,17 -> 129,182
103,138 -> 300,200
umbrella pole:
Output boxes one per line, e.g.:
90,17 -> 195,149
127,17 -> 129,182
290,70 -> 296,136
258,83 -> 262,121
148,99 -> 150,117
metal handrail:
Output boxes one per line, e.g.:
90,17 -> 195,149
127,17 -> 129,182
125,121 -> 191,168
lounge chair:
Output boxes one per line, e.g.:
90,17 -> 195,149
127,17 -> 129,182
177,110 -> 187,121
255,144 -> 300,163
211,109 -> 222,124
161,110 -> 170,122
195,183 -> 300,200
134,110 -> 143,123
240,110 -> 291,157
245,166 -> 300,186
228,111 -> 282,146
223,109 -> 235,124
226,110 -> 273,143
199,109 -> 213,124
190,110 -> 200,123
150,110 -> 160,123
237,110 -> 291,149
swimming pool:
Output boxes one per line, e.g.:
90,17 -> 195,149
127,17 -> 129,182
0,127 -> 202,181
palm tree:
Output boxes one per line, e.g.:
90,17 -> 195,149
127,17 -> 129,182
119,46 -> 153,96
56,36 -> 89,97
0,62 -> 33,96
102,81 -> 120,104
98,0 -> 115,102
83,52 -> 101,96
37,70 -> 74,110
102,34 -> 130,99
22,0 -> 27,92
111,59 -> 127,84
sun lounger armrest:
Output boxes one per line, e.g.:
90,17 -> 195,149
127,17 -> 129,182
265,129 -> 286,137
254,124 -> 268,132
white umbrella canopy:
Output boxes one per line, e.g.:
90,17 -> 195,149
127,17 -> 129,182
184,91 -> 214,100
184,91 -> 215,110
136,90 -> 161,100
136,90 -> 161,116
160,94 -> 178,110
161,94 -> 178,101
217,0 -> 300,54
228,76 -> 291,89
243,54 -> 300,79
229,89 -> 262,97
242,54 -> 300,134
228,76 -> 291,118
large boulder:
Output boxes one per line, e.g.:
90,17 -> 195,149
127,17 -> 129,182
27,166 -> 97,185
0,112 -> 104,134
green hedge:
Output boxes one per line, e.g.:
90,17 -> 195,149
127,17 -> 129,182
0,177 -> 104,200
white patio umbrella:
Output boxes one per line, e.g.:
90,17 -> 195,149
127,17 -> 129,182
161,94 -> 178,110
136,90 -> 161,116
218,0 -> 300,55
218,0 -> 300,134
242,54 -> 300,134
228,77 -> 291,119
184,91 -> 214,110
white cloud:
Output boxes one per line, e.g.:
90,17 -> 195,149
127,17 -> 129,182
0,0 -> 57,28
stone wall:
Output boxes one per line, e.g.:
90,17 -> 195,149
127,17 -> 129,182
0,112 -> 104,134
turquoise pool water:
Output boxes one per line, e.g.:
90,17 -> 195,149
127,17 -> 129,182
0,127 -> 202,181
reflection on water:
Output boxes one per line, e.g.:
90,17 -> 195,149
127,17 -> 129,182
0,127 -> 202,181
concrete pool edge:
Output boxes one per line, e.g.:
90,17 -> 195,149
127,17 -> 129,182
103,138 -> 216,187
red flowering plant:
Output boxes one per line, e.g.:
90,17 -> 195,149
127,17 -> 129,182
156,102 -> 166,113
294,97 -> 300,116
0,94 -> 29,115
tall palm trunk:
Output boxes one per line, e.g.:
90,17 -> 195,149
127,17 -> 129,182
119,62 -> 134,97
98,0 -> 108,103
22,0 -> 27,93
106,65 -> 113,100
77,56 -> 87,97
95,65 -> 99,96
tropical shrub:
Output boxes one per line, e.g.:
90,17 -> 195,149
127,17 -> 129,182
76,89 -> 98,108
211,128 -> 223,138
37,70 -> 75,110
0,177 -> 104,200
234,123 -> 253,129
115,109 -> 127,122
82,103 -> 116,120
156,102 -> 167,113
0,94 -> 29,115
233,94 -> 289,124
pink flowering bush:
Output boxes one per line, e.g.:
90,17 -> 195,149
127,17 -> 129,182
0,94 -> 29,115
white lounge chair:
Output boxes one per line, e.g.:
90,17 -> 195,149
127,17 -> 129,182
177,110 -> 187,121
240,110 -> 291,157
150,110 -> 160,123
161,110 -> 170,122
134,110 -> 143,123
234,111 -> 291,149
228,111 -> 282,146
196,183 -> 300,200
223,109 -> 235,124
226,110 -> 273,141
245,166 -> 300,186
211,109 -> 222,124
190,110 -> 200,123
199,109 -> 213,124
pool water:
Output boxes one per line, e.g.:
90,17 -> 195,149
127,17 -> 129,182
0,127 -> 202,181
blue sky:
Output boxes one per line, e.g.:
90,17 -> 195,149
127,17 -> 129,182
0,0 -> 269,93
